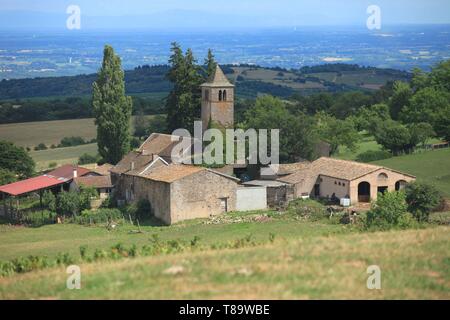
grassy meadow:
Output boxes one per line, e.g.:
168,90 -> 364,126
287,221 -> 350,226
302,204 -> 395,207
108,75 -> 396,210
0,116 -> 158,170
0,118 -> 97,148
30,143 -> 98,170
0,211 -> 448,299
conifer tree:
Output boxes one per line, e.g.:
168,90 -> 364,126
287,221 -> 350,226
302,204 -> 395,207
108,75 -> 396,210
92,45 -> 132,164
204,49 -> 217,79
165,43 -> 202,133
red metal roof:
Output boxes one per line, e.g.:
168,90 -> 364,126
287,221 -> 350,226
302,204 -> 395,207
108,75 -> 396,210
0,175 -> 65,196
46,165 -> 91,179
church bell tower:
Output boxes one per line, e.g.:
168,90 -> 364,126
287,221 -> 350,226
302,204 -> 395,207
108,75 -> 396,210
200,65 -> 234,130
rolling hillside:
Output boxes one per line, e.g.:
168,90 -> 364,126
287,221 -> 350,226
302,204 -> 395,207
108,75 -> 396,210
0,63 -> 410,100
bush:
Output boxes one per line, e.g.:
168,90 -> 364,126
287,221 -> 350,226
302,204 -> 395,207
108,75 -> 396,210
78,153 -> 99,165
56,191 -> 81,216
48,162 -> 57,168
42,190 -> 56,211
405,182 -> 442,222
73,208 -> 123,225
356,150 -> 392,163
34,143 -> 47,151
125,199 -> 152,221
59,136 -> 86,148
22,210 -> 57,227
365,191 -> 416,230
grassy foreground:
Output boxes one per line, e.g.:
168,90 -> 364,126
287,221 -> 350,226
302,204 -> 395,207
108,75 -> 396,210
0,226 -> 448,299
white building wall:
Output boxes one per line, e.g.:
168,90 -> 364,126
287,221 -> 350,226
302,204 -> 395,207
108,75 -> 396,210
236,187 -> 267,211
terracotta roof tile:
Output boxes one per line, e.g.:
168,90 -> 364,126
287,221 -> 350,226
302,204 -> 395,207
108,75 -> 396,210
201,65 -> 234,87
73,175 -> 113,189
138,164 -> 205,183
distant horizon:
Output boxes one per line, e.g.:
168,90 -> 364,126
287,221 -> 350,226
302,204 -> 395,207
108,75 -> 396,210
1,0 -> 450,30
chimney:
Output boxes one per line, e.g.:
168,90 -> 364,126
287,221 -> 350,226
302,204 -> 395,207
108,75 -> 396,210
73,167 -> 78,178
130,162 -> 135,171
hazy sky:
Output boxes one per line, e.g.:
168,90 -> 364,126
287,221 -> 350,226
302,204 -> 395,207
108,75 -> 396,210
1,0 -> 449,29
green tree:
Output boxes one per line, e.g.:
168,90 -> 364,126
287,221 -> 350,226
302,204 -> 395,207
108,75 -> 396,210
389,81 -> 412,120
165,43 -> 203,133
244,95 -> 319,162
204,49 -> 217,79
0,168 -> 16,186
92,45 -> 133,165
42,190 -> 56,212
374,120 -> 412,155
429,59 -> 450,91
408,122 -> 435,148
56,192 -> 80,216
146,115 -> 168,136
354,103 -> 390,134
315,112 -> 359,155
365,191 -> 415,230
133,109 -> 148,139
401,87 -> 450,127
405,182 -> 442,222
0,140 -> 35,178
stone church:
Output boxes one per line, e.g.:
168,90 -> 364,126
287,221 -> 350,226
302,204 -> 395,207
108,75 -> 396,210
201,65 -> 235,130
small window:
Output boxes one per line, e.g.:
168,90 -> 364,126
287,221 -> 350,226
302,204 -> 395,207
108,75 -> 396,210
218,90 -> 223,101
343,183 -> 346,187
204,89 -> 209,101
223,90 -> 227,101
334,181 -> 337,185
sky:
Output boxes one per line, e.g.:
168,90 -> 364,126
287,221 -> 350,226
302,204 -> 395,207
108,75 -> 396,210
0,0 -> 449,30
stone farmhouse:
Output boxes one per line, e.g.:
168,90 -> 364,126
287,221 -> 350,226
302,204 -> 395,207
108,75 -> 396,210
277,157 -> 416,205
110,65 -> 416,223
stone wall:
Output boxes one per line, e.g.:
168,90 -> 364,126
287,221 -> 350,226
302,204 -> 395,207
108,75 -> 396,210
120,174 -> 172,224
170,170 -> 237,223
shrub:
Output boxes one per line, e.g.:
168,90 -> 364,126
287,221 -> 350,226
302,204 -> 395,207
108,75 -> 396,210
48,162 -> 57,168
59,136 -> 86,148
74,208 -> 123,225
56,191 -> 80,216
42,190 -> 56,211
78,153 -> 99,165
125,199 -> 152,221
79,186 -> 98,211
356,150 -> 392,163
22,210 -> 56,227
405,182 -> 442,222
34,143 -> 47,151
56,252 -> 75,266
365,191 -> 416,230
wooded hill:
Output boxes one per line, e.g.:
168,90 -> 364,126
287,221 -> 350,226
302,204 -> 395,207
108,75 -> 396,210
0,63 -> 410,100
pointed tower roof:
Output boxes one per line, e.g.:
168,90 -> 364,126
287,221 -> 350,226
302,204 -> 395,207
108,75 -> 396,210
201,65 -> 234,88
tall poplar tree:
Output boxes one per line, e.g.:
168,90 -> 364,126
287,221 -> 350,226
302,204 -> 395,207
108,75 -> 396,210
92,45 -> 132,164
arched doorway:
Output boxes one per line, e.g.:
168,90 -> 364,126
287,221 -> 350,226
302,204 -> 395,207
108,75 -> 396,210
395,180 -> 407,191
358,181 -> 371,202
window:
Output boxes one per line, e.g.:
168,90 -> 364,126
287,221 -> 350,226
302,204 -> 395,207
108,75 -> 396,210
223,90 -> 227,101
218,90 -> 223,101
204,89 -> 209,101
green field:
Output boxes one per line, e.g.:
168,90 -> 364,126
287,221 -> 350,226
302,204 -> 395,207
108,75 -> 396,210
0,116 -> 159,170
373,149 -> 450,197
0,118 -> 97,149
30,143 -> 98,170
0,212 -> 448,299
